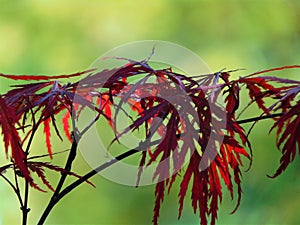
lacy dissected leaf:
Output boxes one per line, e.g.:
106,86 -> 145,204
219,72 -> 240,115
117,66 -> 251,225
241,75 -> 300,178
224,71 -> 300,179
149,112 -> 180,225
0,70 -> 93,81
175,135 -> 248,225
62,112 -> 72,142
43,118 -> 53,158
245,65 -> 300,78
269,99 -> 300,177
4,81 -> 77,151
176,140 -> 247,225
1,58 -> 300,225
0,95 -> 34,185
238,77 -> 277,114
28,162 -> 54,192
28,161 -> 95,191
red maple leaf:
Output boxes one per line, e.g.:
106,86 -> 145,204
0,60 -> 299,225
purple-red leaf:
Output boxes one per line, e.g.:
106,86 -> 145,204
0,70 -> 94,81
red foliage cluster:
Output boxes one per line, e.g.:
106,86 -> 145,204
0,62 -> 299,225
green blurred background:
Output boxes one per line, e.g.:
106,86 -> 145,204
0,0 -> 300,224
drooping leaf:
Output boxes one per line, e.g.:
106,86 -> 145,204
62,112 -> 72,143
0,69 -> 94,81
1,57 -> 300,225
28,161 -> 95,190
43,118 -> 52,159
269,100 -> 300,178
0,95 -> 35,186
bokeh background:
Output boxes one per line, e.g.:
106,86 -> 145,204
0,1 -> 300,224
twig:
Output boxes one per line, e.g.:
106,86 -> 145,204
37,137 -> 162,225
22,180 -> 29,225
27,149 -> 70,160
22,106 -> 38,225
236,113 -> 283,124
37,138 -> 78,225
0,173 -> 24,209
37,112 -> 165,225
38,105 -> 82,225
37,112 -> 283,225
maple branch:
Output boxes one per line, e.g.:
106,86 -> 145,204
37,111 -> 284,225
39,105 -> 92,225
60,149 -> 139,195
0,173 -> 24,209
23,107 -> 43,224
38,132 -> 80,225
46,106 -> 79,197
54,137 -> 79,195
60,138 -> 162,199
1,57 -> 299,225
38,119 -> 163,225
236,113 -> 283,124
22,107 -> 38,225
25,107 -> 38,155
80,111 -> 102,136
37,147 -> 140,225
37,148 -> 139,225
22,180 -> 29,225
27,149 -> 70,161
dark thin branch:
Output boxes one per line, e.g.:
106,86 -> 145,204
37,112 -> 283,225
37,144 -> 136,225
46,105 -> 80,199
13,163 -> 21,199
236,113 -> 283,124
38,105 -> 81,225
51,139 -> 78,197
22,107 -> 38,225
58,139 -> 162,200
59,113 -> 284,198
27,149 -> 70,161
37,140 -> 159,225
12,163 -> 24,215
37,116 -> 164,225
54,149 -> 138,205
25,107 -> 38,155
38,134 -> 79,222
80,112 -> 101,136
22,180 -> 29,225
0,173 -> 24,209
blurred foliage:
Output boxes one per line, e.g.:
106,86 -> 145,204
0,0 -> 300,224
